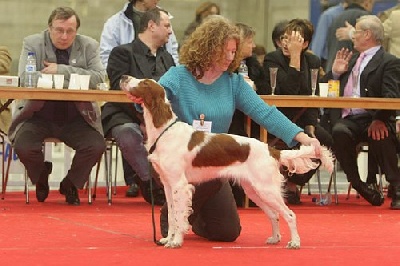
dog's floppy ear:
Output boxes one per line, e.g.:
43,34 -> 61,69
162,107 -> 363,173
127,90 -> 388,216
139,79 -> 173,128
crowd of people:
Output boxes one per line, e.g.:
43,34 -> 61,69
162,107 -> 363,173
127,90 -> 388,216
1,0 -> 400,245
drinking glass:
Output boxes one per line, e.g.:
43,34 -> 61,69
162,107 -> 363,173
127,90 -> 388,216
269,67 -> 278,95
310,68 -> 319,96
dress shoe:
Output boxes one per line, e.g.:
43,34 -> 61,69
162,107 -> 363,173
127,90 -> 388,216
354,182 -> 384,206
36,161 -> 53,202
140,179 -> 166,206
125,183 -> 139,197
390,185 -> 400,210
59,179 -> 80,206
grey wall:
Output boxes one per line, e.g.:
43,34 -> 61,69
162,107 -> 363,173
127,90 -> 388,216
0,0 -> 310,75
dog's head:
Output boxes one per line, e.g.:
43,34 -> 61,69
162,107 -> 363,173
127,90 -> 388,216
120,75 -> 173,128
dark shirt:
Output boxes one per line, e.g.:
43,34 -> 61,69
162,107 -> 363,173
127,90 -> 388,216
35,45 -> 79,125
136,39 -> 168,81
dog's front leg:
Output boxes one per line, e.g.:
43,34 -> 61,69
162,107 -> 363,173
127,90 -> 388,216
159,181 -> 174,246
163,175 -> 194,248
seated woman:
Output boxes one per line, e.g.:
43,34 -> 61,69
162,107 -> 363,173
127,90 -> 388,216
263,18 -> 333,204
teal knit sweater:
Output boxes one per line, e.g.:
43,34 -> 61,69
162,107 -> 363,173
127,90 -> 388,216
159,65 -> 303,147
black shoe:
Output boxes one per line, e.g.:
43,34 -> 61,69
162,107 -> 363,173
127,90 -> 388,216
125,183 -> 139,197
286,190 -> 301,205
36,162 -> 53,202
59,179 -> 80,206
140,180 -> 165,206
354,182 -> 384,206
390,186 -> 400,210
387,184 -> 394,198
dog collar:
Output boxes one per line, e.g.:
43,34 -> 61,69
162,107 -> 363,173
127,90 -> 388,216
149,118 -> 179,154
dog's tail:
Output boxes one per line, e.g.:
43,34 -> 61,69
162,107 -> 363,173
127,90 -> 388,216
278,145 -> 334,175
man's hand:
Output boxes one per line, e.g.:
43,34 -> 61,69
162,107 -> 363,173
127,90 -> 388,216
368,120 -> 389,140
336,21 -> 354,41
42,61 -> 58,74
332,48 -> 352,76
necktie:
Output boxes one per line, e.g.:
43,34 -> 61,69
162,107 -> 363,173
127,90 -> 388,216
342,52 -> 365,118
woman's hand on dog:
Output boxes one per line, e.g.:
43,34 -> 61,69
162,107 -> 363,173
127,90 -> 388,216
294,132 -> 321,156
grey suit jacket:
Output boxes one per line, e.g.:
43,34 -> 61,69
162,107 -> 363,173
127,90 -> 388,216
8,30 -> 106,141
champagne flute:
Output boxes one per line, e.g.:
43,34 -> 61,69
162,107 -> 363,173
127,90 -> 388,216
269,67 -> 278,95
310,68 -> 319,97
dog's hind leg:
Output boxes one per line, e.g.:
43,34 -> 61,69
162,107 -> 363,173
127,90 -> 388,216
241,180 -> 300,249
240,181 -> 281,245
263,194 -> 300,249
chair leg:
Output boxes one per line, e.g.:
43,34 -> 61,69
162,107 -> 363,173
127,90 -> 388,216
24,170 -> 29,204
333,159 -> 338,204
87,173 -> 92,204
1,142 -> 12,200
113,142 -> 118,196
326,159 -> 338,204
378,166 -> 383,194
1,137 -> 5,199
104,143 -> 112,205
346,183 -> 352,200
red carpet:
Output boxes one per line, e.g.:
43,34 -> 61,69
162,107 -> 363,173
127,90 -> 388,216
0,188 -> 399,265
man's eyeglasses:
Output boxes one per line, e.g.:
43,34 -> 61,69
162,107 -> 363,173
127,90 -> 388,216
353,29 -> 366,35
51,27 -> 76,36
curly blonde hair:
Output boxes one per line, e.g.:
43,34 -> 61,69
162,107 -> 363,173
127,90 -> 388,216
179,15 -> 242,79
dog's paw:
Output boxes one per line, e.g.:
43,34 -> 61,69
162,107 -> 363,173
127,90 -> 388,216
164,240 -> 183,249
159,237 -> 169,245
286,240 -> 300,249
265,235 -> 281,245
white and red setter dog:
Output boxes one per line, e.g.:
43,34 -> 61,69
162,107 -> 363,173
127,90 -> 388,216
120,76 -> 333,249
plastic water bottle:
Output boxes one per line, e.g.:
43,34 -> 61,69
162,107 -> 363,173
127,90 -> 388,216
238,60 -> 248,77
24,52 -> 38,87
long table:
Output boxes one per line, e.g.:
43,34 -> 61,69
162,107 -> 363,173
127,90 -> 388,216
2,87 -> 398,206
1,87 -> 400,109
0,87 -> 132,103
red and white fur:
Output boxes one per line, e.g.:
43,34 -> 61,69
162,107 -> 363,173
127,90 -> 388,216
120,76 -> 334,249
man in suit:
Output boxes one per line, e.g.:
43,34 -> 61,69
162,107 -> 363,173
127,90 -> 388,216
100,0 -> 179,198
101,8 -> 175,205
323,15 -> 400,209
9,7 -> 106,205
325,0 -> 374,72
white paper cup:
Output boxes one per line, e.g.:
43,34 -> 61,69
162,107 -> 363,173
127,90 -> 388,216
40,73 -> 53,81
37,77 -> 53,89
319,83 -> 328,97
69,73 -> 80,90
79,75 -> 91,90
53,74 -> 64,89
